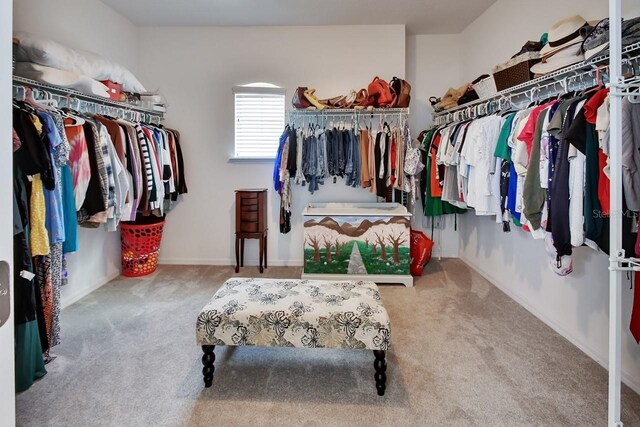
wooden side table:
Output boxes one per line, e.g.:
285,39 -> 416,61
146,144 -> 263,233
235,189 -> 268,273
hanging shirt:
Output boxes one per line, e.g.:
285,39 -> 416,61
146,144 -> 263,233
64,120 -> 91,210
30,174 -> 50,256
37,112 -> 66,244
463,115 -> 503,218
523,105 -> 553,233
60,165 -> 77,253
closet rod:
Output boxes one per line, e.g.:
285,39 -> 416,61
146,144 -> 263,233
12,76 -> 165,120
288,107 -> 409,116
433,41 -> 640,126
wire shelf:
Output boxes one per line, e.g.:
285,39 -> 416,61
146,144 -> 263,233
432,41 -> 640,126
12,76 -> 165,119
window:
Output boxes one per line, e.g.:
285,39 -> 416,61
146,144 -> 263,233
233,83 -> 285,159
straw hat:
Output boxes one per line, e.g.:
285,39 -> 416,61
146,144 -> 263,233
531,42 -> 585,75
531,16 -> 591,75
539,15 -> 589,57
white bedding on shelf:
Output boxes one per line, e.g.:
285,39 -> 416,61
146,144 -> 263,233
13,62 -> 110,98
13,32 -> 146,93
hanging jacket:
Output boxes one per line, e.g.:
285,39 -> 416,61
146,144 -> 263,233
273,127 -> 289,192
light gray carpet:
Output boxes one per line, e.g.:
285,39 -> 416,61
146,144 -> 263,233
16,260 -> 640,426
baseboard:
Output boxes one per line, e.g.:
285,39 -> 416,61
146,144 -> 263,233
157,258 -> 305,267
61,270 -> 121,309
459,253 -> 640,396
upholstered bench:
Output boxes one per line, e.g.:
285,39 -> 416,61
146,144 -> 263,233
196,278 -> 391,395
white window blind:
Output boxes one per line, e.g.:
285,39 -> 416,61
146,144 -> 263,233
233,85 -> 285,159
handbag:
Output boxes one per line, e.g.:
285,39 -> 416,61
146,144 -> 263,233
336,88 -> 368,109
319,95 -> 347,109
366,77 -> 395,108
292,87 -> 311,109
303,88 -> 326,110
390,77 -> 411,108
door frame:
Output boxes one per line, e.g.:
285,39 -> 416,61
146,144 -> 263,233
0,1 -> 15,426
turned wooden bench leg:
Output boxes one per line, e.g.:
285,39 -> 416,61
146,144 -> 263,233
202,345 -> 216,387
373,350 -> 387,396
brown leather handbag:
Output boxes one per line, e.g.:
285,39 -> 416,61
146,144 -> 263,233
292,87 -> 312,109
352,89 -> 368,109
319,95 -> 347,109
390,77 -> 411,108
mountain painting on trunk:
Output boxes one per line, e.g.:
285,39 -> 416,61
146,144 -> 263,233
303,215 -> 410,275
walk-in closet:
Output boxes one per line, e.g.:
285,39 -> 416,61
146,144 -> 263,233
1,1 -> 640,426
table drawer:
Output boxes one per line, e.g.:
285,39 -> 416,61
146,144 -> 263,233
241,211 -> 258,222
240,204 -> 258,213
240,197 -> 258,206
240,221 -> 259,233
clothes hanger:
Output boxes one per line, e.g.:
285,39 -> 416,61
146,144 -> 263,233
628,84 -> 640,104
61,100 -> 87,126
581,66 -> 607,97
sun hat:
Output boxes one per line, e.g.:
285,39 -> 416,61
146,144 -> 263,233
539,15 -> 590,57
582,18 -> 610,60
531,42 -> 585,75
585,16 -> 640,61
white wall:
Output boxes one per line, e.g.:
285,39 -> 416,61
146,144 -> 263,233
13,0 -> 141,306
0,1 -> 15,425
457,0 -> 640,393
137,25 -> 407,266
407,34 -> 463,257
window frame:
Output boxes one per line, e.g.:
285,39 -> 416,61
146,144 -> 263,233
230,85 -> 286,161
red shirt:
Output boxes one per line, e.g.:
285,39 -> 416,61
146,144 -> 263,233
518,101 -> 556,158
584,88 -> 609,124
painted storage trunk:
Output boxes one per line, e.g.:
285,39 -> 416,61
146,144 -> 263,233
302,203 -> 413,287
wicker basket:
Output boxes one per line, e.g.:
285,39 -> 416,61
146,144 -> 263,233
474,75 -> 497,98
493,52 -> 541,91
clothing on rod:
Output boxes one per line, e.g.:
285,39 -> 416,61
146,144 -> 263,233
423,87 -> 640,343
11,98 -> 187,392
273,117 -> 422,234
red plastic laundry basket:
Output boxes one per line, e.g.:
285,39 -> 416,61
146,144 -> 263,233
120,221 -> 165,277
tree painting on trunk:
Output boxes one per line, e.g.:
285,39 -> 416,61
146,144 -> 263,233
388,232 -> 408,265
323,238 -> 332,262
306,236 -> 321,263
375,232 -> 387,261
303,215 -> 410,275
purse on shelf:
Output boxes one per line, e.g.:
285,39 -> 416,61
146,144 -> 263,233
292,87 -> 312,109
352,88 -> 369,109
303,88 -> 326,110
335,88 -> 368,109
390,77 -> 411,108
319,95 -> 347,109
366,76 -> 395,108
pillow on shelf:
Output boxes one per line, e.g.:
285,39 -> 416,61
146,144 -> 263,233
13,32 -> 146,93
14,62 -> 111,99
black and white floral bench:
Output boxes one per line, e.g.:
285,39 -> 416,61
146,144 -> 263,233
196,278 -> 391,395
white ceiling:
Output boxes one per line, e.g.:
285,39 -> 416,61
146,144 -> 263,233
99,0 -> 497,34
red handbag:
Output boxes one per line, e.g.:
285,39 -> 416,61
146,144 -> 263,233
292,87 -> 312,109
410,229 -> 434,276
366,77 -> 395,108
